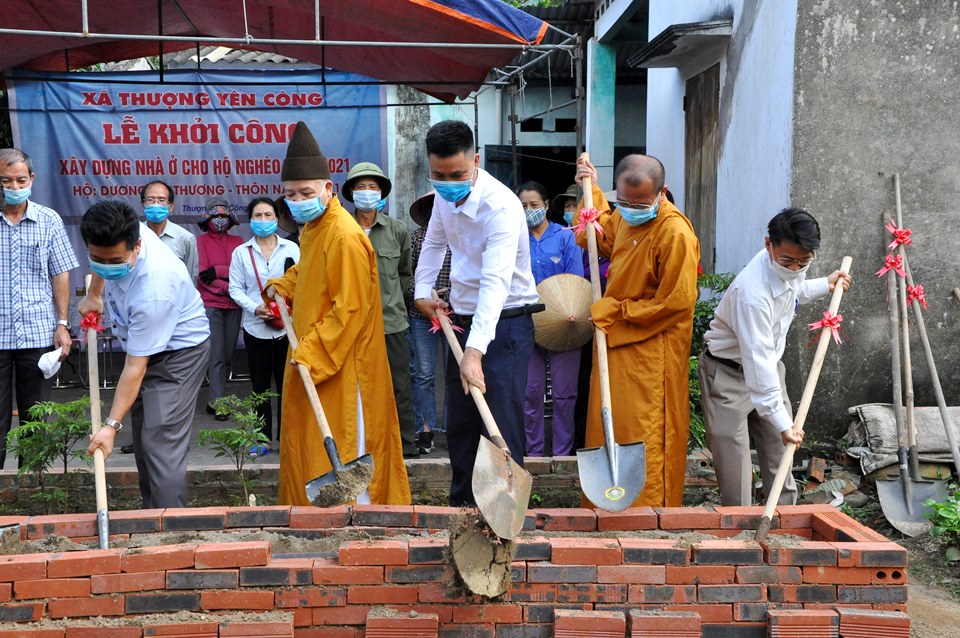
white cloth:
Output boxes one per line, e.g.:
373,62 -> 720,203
703,249 -> 830,432
413,168 -> 538,354
154,219 -> 199,281
107,223 -> 210,357
356,384 -> 370,505
227,235 -> 300,340
37,347 -> 62,379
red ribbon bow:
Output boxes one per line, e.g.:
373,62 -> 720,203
875,254 -> 906,278
885,223 -> 912,251
907,284 -> 928,309
574,207 -> 604,237
80,312 -> 104,333
808,310 -> 844,344
429,308 -> 463,334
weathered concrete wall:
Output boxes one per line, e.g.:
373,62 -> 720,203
789,1 -> 960,439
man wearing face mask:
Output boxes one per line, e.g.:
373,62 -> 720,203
139,180 -> 199,282
83,199 -> 210,508
263,122 -> 410,506
342,162 -> 418,459
700,209 -> 851,506
573,155 -> 700,508
414,120 -> 540,507
0,148 -> 79,469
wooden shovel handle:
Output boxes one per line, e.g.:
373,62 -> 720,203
83,274 -> 108,515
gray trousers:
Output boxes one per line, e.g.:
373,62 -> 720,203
205,307 -> 241,404
131,340 -> 210,508
699,352 -> 797,507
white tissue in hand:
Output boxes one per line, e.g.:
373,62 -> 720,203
38,348 -> 63,379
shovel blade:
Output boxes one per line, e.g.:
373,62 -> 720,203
305,453 -> 375,507
577,441 -> 646,512
472,437 -> 532,539
877,475 -> 948,537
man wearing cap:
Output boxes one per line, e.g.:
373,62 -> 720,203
342,162 -> 418,459
139,180 -> 198,281
413,120 -> 540,508
264,122 -> 410,506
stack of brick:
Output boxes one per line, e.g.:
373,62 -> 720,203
767,609 -> 839,637
627,610 -> 700,637
364,610 -> 438,637
837,607 -> 910,637
553,609 -> 625,637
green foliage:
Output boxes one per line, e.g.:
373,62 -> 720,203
688,356 -> 706,450
5,397 -> 94,514
505,0 -> 564,7
688,273 -> 735,451
925,486 -> 960,561
198,391 -> 275,505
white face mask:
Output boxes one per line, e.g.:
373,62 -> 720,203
770,259 -> 809,282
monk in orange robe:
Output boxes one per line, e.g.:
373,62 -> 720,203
574,155 -> 700,507
265,122 -> 410,506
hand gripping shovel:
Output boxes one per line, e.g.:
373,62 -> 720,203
273,292 -> 373,506
433,299 -> 531,540
575,153 -> 646,512
84,275 -> 110,549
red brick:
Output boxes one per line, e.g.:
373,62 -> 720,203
734,601 -> 802,622
736,565 -> 802,584
503,582 -> 558,603
14,577 -> 90,599
108,509 -> 164,535
656,506 -> 720,530
312,563 -> 384,585
414,505 -> 461,529
161,507 -> 228,531
385,564 -> 453,583
0,553 -> 51,582
24,513 -> 97,539
664,604 -> 732,623
289,505 -> 351,529
142,623 -> 219,637
628,609 -> 701,633
530,508 -> 597,531
351,504 -> 416,527
764,540 -> 837,566
200,590 -> 274,610
837,585 -> 908,604
365,612 -> 438,634
768,583 -> 837,603
0,602 -> 44,623
619,538 -> 690,565
697,583 -> 766,603
225,505 -> 291,529
312,605 -> 371,625
91,570 -> 166,594
65,628 -> 141,638
0,630 -> 63,638
194,540 -> 269,569
418,581 -> 479,603
557,583 -> 627,604
665,565 -> 736,584
294,630 -> 361,638
836,606 -> 910,631
802,565 -> 906,585
121,543 -> 197,573
550,537 -> 622,565
527,564 -> 596,583
692,539 -> 763,565
513,536 -> 552,561
48,595 -> 124,618
831,541 -> 907,568
407,537 -> 448,564
240,558 -> 314,587
220,622 -> 293,637
595,507 -> 658,531
597,565 -> 666,584
768,609 -> 839,626
275,586 -> 347,608
47,549 -> 122,578
769,527 -> 814,539
347,584 -> 418,604
385,605 -> 454,624
0,582 -> 10,603
775,504 -> 837,529
338,539 -> 407,566
554,609 -> 625,634
452,604 -> 522,623
715,505 -> 780,530
628,584 -> 697,604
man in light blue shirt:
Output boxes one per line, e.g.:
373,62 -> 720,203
82,200 -> 210,508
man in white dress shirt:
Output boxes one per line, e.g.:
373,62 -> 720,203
414,120 -> 540,507
700,208 -> 851,506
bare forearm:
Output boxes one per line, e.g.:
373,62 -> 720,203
52,272 -> 70,321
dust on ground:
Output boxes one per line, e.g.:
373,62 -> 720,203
0,610 -> 293,631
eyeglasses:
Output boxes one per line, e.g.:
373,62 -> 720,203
616,191 -> 661,211
143,197 -> 169,205
774,253 -> 817,268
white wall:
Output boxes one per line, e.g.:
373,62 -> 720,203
646,0 -> 797,273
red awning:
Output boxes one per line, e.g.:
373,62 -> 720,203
0,0 -> 548,102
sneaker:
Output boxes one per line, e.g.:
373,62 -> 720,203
417,430 -> 435,455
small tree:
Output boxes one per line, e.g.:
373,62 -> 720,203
689,272 -> 736,450
198,391 -> 275,505
5,397 -> 93,514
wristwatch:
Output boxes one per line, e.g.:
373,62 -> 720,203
103,418 -> 124,433
56,319 -> 71,331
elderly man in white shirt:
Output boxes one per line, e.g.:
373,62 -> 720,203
81,200 -> 210,509
414,120 -> 540,507
700,208 -> 851,506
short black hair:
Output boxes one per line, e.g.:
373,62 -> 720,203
516,181 -> 548,203
425,120 -> 474,158
614,154 -> 665,192
767,207 -> 821,251
246,197 -> 277,221
81,200 -> 141,249
139,180 -> 175,204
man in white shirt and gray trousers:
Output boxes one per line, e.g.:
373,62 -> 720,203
700,208 -> 850,506
414,120 -> 541,507
81,199 -> 211,509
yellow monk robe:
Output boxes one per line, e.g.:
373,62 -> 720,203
576,185 -> 699,507
266,196 -> 410,506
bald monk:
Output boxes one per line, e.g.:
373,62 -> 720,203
574,155 -> 700,507
264,122 -> 410,506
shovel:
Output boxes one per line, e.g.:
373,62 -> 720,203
433,300 -> 531,540
273,291 -> 374,506
575,153 -> 646,512
755,256 -> 852,542
84,275 -> 110,549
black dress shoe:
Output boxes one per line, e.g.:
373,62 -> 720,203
215,414 -> 228,422
206,404 -> 217,415
120,444 -> 134,454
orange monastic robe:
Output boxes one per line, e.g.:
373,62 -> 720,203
576,185 -> 700,507
267,196 -> 410,506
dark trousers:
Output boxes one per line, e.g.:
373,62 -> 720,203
446,314 -> 534,506
0,347 -> 50,468
243,330 -> 288,442
385,330 -> 418,457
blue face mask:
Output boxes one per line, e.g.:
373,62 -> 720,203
250,219 -> 278,238
4,186 -> 31,206
285,196 -> 327,224
431,178 -> 472,203
376,199 -> 386,213
144,204 -> 169,224
525,207 -> 547,228
352,189 -> 381,211
88,255 -> 133,281
563,210 -> 575,226
618,193 -> 662,227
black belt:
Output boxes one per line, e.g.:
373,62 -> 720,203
705,349 -> 743,373
450,303 -> 545,329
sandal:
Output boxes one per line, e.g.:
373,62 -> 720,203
248,445 -> 273,458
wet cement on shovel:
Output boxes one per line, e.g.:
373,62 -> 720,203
309,461 -> 375,507
448,511 -> 515,598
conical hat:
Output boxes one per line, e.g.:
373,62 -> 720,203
532,274 -> 594,352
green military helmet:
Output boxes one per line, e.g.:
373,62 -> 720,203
341,162 -> 392,203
